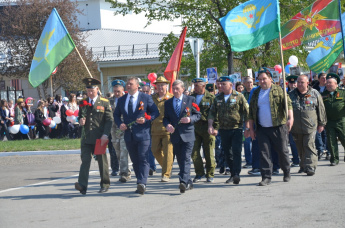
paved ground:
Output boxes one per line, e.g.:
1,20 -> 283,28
1,147 -> 345,228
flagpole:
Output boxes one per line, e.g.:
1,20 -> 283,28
338,0 -> 345,60
74,46 -> 93,78
50,75 -> 53,96
278,32 -> 288,119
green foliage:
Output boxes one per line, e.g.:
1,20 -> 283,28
107,0 -> 344,77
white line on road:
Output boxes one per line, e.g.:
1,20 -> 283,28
0,171 -> 99,194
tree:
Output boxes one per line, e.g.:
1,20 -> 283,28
107,0 -> 326,77
0,0 -> 99,99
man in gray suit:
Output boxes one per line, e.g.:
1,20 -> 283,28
163,80 -> 201,193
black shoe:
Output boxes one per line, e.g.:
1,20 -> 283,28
298,168 -> 305,173
233,175 -> 240,184
225,177 -> 234,184
193,175 -> 203,183
149,169 -> 156,176
98,187 -> 109,193
330,161 -> 339,166
219,167 -> 224,174
179,182 -> 187,193
306,168 -> 315,176
283,172 -> 291,182
186,182 -> 194,191
111,171 -> 118,176
259,178 -> 271,186
75,182 -> 86,195
290,163 -> 299,167
318,150 -> 324,160
136,184 -> 146,195
224,168 -> 230,175
272,169 -> 279,175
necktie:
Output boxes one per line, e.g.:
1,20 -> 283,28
91,99 -> 94,107
175,98 -> 180,117
128,95 -> 134,115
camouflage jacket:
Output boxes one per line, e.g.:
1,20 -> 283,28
191,90 -> 218,130
208,90 -> 248,130
289,86 -> 326,134
248,84 -> 292,127
321,87 -> 345,121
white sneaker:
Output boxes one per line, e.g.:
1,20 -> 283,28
44,136 -> 50,140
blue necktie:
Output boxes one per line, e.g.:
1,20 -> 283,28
128,96 -> 134,115
175,98 -> 180,117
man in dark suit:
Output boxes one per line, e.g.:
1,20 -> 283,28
163,80 -> 201,193
114,77 -> 159,195
74,78 -> 113,195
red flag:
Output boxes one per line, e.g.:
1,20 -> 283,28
164,27 -> 187,93
281,0 -> 341,50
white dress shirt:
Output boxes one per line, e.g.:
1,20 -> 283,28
125,91 -> 139,113
89,96 -> 98,106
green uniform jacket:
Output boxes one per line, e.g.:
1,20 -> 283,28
208,90 -> 248,130
321,88 -> 345,121
191,90 -> 219,130
79,96 -> 113,145
289,87 -> 327,134
248,84 -> 292,127
151,92 -> 173,136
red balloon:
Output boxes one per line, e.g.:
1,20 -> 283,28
43,118 -> 51,126
147,73 -> 157,82
274,65 -> 282,74
74,110 -> 79,116
66,109 -> 74,116
9,121 -> 14,127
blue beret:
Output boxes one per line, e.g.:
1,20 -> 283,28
258,67 -> 273,77
192,78 -> 207,83
111,79 -> 126,87
219,76 -> 234,83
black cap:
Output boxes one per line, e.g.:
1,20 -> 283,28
82,78 -> 101,89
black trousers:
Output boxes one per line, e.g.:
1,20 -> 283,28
256,124 -> 290,179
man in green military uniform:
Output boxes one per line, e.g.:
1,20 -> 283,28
289,75 -> 326,175
110,79 -> 131,183
191,78 -> 217,183
208,76 -> 249,185
151,76 -> 174,182
321,73 -> 345,166
74,78 -> 113,195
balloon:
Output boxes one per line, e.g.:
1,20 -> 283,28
66,116 -> 72,122
285,64 -> 293,74
74,110 -> 79,116
31,125 -> 35,129
43,118 -> 51,126
67,115 -> 76,123
66,109 -> 74,116
9,121 -> 14,127
49,120 -> 56,128
19,125 -> 29,134
53,116 -> 61,124
274,65 -> 282,74
289,55 -> 298,66
147,73 -> 157,82
9,125 -> 20,134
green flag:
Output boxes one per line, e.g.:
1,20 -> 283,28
220,0 -> 280,52
29,8 -> 75,88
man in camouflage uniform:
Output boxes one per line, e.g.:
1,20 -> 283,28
289,75 -> 326,176
208,76 -> 249,185
322,73 -> 345,166
151,76 -> 174,182
191,78 -> 217,183
110,79 -> 131,182
248,67 -> 293,186
75,78 -> 113,195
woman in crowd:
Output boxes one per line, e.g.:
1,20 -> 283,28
54,94 -> 63,138
8,100 -> 14,119
236,82 -> 244,93
0,99 -> 13,141
67,93 -> 79,139
34,100 -> 48,139
14,98 -> 29,140
47,97 -> 59,138
60,97 -> 69,138
24,97 -> 36,139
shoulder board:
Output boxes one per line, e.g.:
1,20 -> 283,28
100,97 -> 109,102
339,87 -> 345,90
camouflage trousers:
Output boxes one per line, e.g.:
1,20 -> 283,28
111,124 -> 131,175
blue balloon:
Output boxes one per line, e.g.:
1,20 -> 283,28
20,125 -> 30,134
285,64 -> 293,74
31,125 -> 35,129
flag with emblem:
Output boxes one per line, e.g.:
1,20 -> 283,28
220,0 -> 280,52
281,0 -> 341,50
29,8 -> 75,88
306,12 -> 345,73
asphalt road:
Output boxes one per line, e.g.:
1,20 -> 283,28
1,148 -> 345,228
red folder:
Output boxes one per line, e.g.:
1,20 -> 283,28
94,139 -> 108,155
